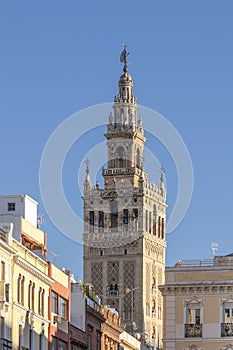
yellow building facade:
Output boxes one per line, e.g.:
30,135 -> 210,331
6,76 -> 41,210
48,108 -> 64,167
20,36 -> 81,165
0,225 -> 14,349
160,255 -> 233,350
0,214 -> 54,350
119,331 -> 141,350
12,236 -> 53,350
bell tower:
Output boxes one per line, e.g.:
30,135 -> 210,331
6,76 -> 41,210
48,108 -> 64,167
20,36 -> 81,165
104,46 -> 145,190
83,46 -> 166,349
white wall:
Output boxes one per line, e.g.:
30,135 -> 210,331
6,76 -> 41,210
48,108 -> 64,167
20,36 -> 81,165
24,195 -> 38,227
0,195 -> 38,240
71,283 -> 86,331
0,195 -> 37,223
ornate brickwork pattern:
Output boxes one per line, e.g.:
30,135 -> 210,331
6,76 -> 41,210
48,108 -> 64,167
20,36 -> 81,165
91,262 -> 103,297
107,261 -> 119,285
123,261 -> 135,312
158,266 -> 163,285
146,262 -> 151,300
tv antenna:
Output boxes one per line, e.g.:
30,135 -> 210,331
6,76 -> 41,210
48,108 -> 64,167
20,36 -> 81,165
211,242 -> 218,257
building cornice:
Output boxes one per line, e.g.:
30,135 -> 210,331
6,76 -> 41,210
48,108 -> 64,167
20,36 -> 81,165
15,257 -> 54,285
159,282 -> 233,296
0,238 -> 17,255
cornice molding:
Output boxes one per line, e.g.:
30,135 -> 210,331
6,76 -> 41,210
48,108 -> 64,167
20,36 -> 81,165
15,257 -> 54,285
160,284 -> 233,296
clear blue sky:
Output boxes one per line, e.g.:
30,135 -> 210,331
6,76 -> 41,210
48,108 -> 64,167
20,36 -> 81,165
0,1 -> 233,280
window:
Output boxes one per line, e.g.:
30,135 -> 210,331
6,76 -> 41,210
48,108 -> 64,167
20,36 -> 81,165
52,291 -> 58,313
115,146 -> 125,168
1,317 -> 4,340
123,308 -> 131,321
58,296 -> 68,319
1,261 -> 5,281
185,300 -> 202,337
145,210 -> 148,232
39,329 -> 44,350
110,201 -> 118,229
32,283 -> 35,311
29,328 -> 34,349
28,281 -> 35,310
87,326 -> 92,350
149,211 -> 152,233
51,336 -> 57,350
21,276 -> 24,305
158,216 -> 161,238
89,211 -> 94,225
98,211 -> 104,229
107,284 -> 118,296
17,274 -> 21,303
123,209 -> 128,225
42,289 -> 45,316
58,339 -> 67,350
133,209 -> 138,218
19,325 -> 22,350
17,274 -> 24,305
221,302 -> 233,337
71,345 -> 79,350
188,308 -> 200,325
7,202 -> 15,211
38,288 -> 45,316
161,218 -> 165,239
5,283 -> 9,302
153,205 -> 157,235
97,331 -> 101,350
133,209 -> 138,230
87,334 -> 91,350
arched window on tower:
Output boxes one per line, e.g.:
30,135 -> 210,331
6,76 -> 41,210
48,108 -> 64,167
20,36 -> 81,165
98,211 -> 104,231
162,217 -> 165,239
158,217 -> 161,238
110,200 -> 118,229
89,211 -> 94,233
115,146 -> 126,169
153,205 -> 157,236
146,210 -> 148,233
123,209 -> 129,225
133,209 -> 138,231
149,211 -> 152,233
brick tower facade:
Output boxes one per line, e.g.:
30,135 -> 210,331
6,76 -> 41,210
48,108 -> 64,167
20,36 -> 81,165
83,47 -> 166,348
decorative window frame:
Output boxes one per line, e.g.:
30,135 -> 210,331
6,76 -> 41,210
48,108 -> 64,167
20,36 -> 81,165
220,344 -> 233,350
184,345 -> 203,350
220,297 -> 233,322
184,297 -> 203,324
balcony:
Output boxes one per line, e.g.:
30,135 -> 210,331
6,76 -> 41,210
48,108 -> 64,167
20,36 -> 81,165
185,323 -> 202,337
221,323 -> 233,337
0,338 -> 12,349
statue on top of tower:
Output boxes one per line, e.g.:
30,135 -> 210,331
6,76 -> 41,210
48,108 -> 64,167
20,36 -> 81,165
120,45 -> 129,73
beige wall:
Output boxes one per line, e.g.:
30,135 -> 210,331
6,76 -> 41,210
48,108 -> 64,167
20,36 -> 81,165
161,259 -> 233,350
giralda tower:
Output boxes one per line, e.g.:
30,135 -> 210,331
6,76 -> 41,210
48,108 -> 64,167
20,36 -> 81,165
83,47 -> 166,348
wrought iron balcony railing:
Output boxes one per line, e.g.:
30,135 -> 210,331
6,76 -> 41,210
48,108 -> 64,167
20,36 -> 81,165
221,323 -> 233,337
0,338 -> 12,349
185,323 -> 202,338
